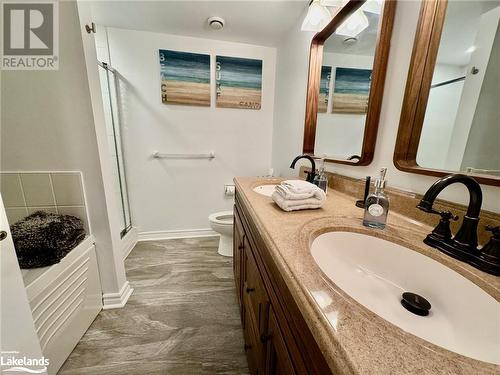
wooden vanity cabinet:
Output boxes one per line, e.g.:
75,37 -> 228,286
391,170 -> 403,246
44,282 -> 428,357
234,192 -> 331,375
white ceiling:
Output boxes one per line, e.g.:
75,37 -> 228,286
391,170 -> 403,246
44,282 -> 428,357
437,1 -> 499,66
88,0 -> 310,47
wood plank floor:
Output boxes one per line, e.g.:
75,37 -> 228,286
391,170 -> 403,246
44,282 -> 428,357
59,237 -> 249,375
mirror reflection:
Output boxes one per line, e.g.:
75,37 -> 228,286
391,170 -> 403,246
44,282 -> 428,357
314,2 -> 381,162
417,0 -> 500,176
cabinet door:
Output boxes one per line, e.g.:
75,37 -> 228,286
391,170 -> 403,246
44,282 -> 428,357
244,239 -> 270,339
265,307 -> 296,375
243,302 -> 261,375
233,208 -> 245,306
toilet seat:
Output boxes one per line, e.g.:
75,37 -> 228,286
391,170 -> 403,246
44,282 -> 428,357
209,211 -> 233,226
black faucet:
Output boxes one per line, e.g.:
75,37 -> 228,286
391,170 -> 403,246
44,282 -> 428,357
417,174 -> 500,275
290,155 -> 316,183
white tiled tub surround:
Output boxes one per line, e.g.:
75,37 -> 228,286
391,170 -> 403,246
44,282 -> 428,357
0,171 -> 91,233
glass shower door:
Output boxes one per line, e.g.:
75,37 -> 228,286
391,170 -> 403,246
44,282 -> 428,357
98,61 -> 132,237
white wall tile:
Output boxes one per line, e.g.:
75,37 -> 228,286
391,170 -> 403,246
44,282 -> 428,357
27,207 -> 58,215
20,173 -> 55,206
6,207 -> 28,224
0,173 -> 25,207
51,173 -> 84,206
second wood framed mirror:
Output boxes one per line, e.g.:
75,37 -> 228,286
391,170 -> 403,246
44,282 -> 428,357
302,0 -> 396,165
394,0 -> 500,186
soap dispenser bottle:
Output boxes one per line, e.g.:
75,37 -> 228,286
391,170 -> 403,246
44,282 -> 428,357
363,168 -> 389,229
313,158 -> 328,193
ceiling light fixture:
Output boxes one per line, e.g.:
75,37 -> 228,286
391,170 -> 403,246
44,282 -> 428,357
361,0 -> 383,15
335,10 -> 369,38
319,0 -> 348,7
465,46 -> 476,54
301,0 -> 332,32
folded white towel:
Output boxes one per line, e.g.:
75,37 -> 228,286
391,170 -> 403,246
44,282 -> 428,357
275,184 -> 323,200
271,189 -> 326,212
281,180 -> 317,194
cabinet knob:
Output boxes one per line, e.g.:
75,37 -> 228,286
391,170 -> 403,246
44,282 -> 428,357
246,287 -> 255,293
238,244 -> 244,250
260,333 -> 272,343
0,231 -> 7,241
244,344 -> 252,351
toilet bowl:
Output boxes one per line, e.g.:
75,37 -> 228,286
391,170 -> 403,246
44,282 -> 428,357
208,211 -> 234,257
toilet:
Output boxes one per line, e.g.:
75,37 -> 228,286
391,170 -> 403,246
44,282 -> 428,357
208,211 -> 234,257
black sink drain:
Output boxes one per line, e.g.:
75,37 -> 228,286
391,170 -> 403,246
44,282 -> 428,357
401,292 -> 431,316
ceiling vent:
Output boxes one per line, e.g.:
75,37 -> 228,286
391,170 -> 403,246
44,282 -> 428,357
208,17 -> 225,30
343,37 -> 358,46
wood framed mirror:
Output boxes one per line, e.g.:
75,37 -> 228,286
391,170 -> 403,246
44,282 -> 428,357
302,0 -> 396,165
394,0 -> 500,186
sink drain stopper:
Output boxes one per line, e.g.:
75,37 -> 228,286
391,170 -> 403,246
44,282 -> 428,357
401,292 -> 431,316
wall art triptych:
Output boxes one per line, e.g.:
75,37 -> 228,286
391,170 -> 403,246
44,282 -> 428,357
319,66 -> 372,114
159,49 -> 211,107
159,49 -> 262,110
318,66 -> 332,113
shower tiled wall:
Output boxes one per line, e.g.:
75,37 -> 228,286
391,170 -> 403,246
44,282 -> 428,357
0,172 -> 90,233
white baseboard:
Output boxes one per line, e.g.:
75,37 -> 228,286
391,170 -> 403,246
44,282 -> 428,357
122,227 -> 138,259
102,281 -> 133,310
138,228 -> 219,242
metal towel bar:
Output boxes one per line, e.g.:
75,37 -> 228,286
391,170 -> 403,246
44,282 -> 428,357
152,151 -> 215,160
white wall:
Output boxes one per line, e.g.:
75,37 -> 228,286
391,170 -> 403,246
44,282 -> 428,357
272,0 -> 500,213
1,1 -> 128,297
461,20 -> 500,172
272,10 -> 315,177
417,64 -> 465,170
105,28 -> 276,234
445,6 -> 500,171
315,52 -> 374,159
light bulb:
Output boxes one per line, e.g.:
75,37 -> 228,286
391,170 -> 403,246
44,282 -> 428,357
319,0 -> 346,6
361,0 -> 383,14
335,10 -> 369,37
302,0 -> 332,32
465,46 -> 476,54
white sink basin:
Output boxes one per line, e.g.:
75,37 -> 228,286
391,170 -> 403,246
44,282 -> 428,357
253,184 -> 277,197
311,231 -> 500,365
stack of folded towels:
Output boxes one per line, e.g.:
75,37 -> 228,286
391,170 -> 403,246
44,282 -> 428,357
271,180 -> 326,212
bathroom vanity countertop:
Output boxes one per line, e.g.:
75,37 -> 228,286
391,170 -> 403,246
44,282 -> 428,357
234,176 -> 500,375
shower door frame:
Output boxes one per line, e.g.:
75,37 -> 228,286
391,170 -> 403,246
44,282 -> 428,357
98,61 -> 133,237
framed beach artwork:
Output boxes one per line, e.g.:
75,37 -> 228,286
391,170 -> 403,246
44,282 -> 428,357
332,67 -> 372,114
159,49 -> 210,106
216,56 -> 262,110
318,66 -> 332,113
